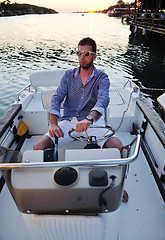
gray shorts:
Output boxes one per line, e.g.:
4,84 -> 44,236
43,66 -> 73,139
45,117 -> 114,148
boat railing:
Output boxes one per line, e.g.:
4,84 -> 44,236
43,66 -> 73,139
17,83 -> 31,103
16,70 -> 67,103
0,134 -> 141,170
123,79 -> 139,89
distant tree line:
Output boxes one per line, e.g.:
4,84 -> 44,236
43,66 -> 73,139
0,0 -> 58,16
102,0 -> 134,13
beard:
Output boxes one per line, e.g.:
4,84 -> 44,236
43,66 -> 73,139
80,59 -> 93,69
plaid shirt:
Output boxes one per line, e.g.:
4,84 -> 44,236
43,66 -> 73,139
49,66 -> 110,121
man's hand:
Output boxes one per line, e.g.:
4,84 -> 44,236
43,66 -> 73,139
49,124 -> 64,138
75,119 -> 91,132
49,113 -> 64,138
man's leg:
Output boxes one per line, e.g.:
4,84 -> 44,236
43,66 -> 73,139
33,135 -> 54,150
103,136 -> 123,151
33,119 -> 77,150
103,136 -> 128,202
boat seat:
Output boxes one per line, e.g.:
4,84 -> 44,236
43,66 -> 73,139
23,70 -> 66,134
41,89 -> 56,110
29,69 -> 66,90
29,69 -> 66,111
109,91 -> 124,105
30,215 -> 104,240
30,69 -> 66,111
106,89 -> 139,132
41,89 -> 65,111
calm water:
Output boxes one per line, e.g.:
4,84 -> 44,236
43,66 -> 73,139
0,13 -> 165,117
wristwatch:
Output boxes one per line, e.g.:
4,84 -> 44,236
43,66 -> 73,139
85,115 -> 93,124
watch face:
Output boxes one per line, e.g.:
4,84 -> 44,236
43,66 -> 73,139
86,116 -> 93,122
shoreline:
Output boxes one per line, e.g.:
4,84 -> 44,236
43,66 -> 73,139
0,2 -> 58,17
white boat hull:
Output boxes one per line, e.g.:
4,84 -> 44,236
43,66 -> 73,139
0,70 -> 165,240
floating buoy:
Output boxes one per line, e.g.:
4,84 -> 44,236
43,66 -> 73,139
134,25 -> 138,33
142,28 -> 146,36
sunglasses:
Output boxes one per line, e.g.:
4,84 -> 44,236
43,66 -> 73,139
76,50 -> 96,57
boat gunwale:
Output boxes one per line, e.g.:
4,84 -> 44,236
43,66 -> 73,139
137,98 -> 165,147
0,104 -> 22,139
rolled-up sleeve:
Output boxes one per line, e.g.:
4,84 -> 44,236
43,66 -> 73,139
49,72 -> 68,118
91,72 -> 110,115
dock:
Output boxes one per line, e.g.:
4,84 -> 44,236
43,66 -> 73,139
130,12 -> 165,38
129,0 -> 165,39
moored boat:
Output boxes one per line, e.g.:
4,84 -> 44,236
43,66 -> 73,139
0,70 -> 165,240
157,92 -> 165,122
108,8 -> 130,17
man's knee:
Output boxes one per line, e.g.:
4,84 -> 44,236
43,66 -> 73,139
33,141 -> 46,150
33,136 -> 54,150
33,142 -> 42,150
103,137 -> 123,151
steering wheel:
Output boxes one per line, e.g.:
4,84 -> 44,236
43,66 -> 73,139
68,125 -> 115,144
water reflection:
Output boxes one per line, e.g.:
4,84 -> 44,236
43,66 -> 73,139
125,33 -> 165,107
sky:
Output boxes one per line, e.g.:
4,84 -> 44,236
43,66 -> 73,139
9,0 -> 134,12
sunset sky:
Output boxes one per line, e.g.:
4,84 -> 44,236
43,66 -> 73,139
10,0 -> 134,12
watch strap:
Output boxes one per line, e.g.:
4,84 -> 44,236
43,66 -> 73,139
85,116 -> 93,124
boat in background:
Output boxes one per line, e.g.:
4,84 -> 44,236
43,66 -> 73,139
157,92 -> 165,122
108,8 -> 131,17
0,69 -> 165,240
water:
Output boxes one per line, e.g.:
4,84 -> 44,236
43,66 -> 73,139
0,13 -> 165,117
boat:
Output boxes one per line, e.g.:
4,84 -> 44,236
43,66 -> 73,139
108,8 -> 131,18
107,10 -> 114,17
157,92 -> 165,122
0,69 -> 165,240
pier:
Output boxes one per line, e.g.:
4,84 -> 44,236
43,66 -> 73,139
129,0 -> 165,39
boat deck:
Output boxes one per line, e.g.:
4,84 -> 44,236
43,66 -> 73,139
0,132 -> 165,240
118,134 -> 165,240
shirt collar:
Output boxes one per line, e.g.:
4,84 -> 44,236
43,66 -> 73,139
74,66 -> 98,79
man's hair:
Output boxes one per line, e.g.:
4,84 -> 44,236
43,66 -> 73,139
78,37 -> 96,53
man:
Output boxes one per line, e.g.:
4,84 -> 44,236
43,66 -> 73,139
33,37 -> 128,202
33,37 -> 123,152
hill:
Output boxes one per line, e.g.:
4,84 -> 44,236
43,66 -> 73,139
0,1 -> 58,16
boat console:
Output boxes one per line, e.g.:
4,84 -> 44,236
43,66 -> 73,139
11,148 -> 125,214
0,131 -> 141,215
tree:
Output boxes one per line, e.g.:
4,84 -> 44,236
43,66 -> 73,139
117,0 -> 125,7
0,0 -> 10,4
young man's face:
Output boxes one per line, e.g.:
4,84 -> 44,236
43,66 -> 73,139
78,45 -> 96,70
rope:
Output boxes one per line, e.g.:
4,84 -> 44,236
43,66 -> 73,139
96,86 -> 164,142
97,87 -> 137,141
140,87 -> 165,91
114,88 -> 136,133
114,86 -> 164,133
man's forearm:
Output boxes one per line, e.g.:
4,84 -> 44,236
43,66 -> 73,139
49,114 -> 64,138
50,113 -> 59,126
88,110 -> 102,121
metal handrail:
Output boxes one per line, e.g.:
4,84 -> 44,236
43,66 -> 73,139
123,79 -> 139,89
0,134 -> 141,170
17,84 -> 31,102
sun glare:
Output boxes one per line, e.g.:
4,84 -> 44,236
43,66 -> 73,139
89,7 -> 95,13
